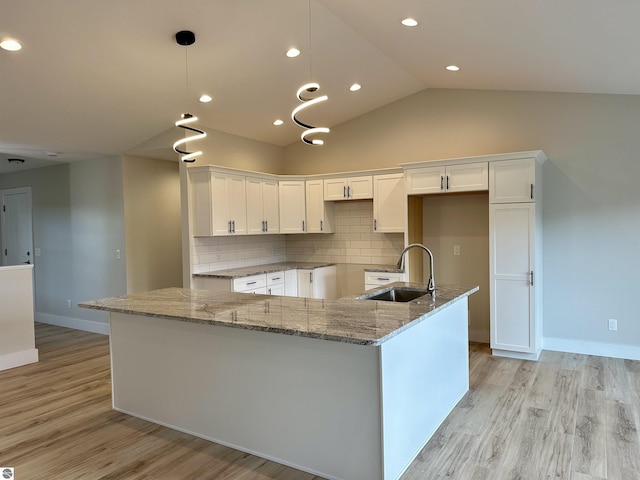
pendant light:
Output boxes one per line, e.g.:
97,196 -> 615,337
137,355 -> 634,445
291,0 -> 329,146
172,30 -> 206,163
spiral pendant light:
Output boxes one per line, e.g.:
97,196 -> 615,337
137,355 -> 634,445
173,30 -> 206,163
291,0 -> 329,146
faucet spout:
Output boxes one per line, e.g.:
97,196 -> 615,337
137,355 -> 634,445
396,243 -> 436,293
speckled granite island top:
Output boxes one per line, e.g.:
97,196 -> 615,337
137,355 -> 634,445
193,261 -> 335,279
79,283 -> 477,346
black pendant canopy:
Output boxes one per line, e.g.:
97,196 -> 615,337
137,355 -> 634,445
175,30 -> 195,46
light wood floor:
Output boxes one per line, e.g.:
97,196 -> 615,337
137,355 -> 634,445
1,324 -> 639,479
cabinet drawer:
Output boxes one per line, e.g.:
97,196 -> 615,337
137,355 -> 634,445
233,274 -> 267,292
364,271 -> 406,286
266,271 -> 285,286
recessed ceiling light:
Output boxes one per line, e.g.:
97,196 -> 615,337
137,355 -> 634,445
0,39 -> 22,51
401,18 -> 418,27
273,119 -> 284,126
199,94 -> 213,103
46,152 -> 60,157
349,83 -> 362,92
446,65 -> 460,71
286,48 -> 301,58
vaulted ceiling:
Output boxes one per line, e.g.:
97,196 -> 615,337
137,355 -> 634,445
2,0 -> 639,173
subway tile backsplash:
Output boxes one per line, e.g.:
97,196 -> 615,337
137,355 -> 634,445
192,200 -> 404,272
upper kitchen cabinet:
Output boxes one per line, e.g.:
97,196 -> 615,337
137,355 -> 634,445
373,173 -> 405,233
279,179 -> 307,233
306,179 -> 334,233
189,167 -> 247,236
489,155 -> 544,203
324,175 -> 373,201
405,162 -> 488,195
246,175 -> 279,234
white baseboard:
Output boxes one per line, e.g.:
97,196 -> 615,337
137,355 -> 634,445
36,312 -> 109,335
469,329 -> 490,344
543,337 -> 640,361
0,348 -> 39,372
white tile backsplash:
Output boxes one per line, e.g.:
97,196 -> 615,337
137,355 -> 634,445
191,200 -> 404,272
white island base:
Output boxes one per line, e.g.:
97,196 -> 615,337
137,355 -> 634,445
108,298 -> 469,480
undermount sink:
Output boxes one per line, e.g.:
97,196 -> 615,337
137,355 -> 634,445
359,286 -> 433,303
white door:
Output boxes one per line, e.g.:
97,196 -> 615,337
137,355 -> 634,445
1,187 -> 34,266
489,203 -> 535,353
262,179 -> 280,233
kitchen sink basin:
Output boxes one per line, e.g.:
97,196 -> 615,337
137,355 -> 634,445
359,286 -> 432,303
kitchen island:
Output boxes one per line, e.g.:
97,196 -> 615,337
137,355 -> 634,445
80,283 -> 477,480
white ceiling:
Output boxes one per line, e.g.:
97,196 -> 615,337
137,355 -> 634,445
2,0 -> 640,173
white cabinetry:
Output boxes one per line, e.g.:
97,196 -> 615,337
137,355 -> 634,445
489,154 -> 544,360
305,179 -> 334,233
364,271 -> 406,291
489,158 -> 538,203
297,265 -> 337,300
266,271 -> 285,295
406,162 -> 488,195
234,274 -> 267,294
373,173 -> 404,233
324,176 -> 373,201
246,176 -> 279,234
279,180 -> 306,233
284,269 -> 298,297
189,168 -> 247,236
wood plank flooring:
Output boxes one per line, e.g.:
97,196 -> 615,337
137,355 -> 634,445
1,324 -> 639,479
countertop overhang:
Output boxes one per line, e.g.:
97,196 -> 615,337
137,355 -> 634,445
79,283 -> 478,346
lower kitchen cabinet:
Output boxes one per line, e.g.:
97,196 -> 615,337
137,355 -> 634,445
364,270 -> 406,291
297,266 -> 337,300
192,266 -> 336,300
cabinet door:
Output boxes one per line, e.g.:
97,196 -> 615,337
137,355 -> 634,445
297,269 -> 313,298
373,173 -> 405,233
245,177 -> 265,234
262,179 -> 280,233
227,175 -> 247,235
489,158 -> 536,203
284,269 -> 298,297
211,174 -> 233,236
347,176 -> 373,199
267,283 -> 285,296
490,204 -> 535,353
446,162 -> 488,193
324,178 -> 347,200
306,180 -> 333,233
312,265 -> 337,300
279,180 -> 306,233
406,166 -> 446,194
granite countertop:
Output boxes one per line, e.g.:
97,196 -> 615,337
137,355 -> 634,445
193,262 -> 336,279
364,265 -> 404,273
79,283 -> 478,346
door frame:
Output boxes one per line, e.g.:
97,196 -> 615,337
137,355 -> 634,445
0,186 -> 34,267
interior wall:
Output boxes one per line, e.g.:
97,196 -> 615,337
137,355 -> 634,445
69,156 -> 127,326
186,126 -> 285,174
0,164 -> 72,321
283,88 -> 640,351
122,155 -> 182,293
421,192 -> 490,343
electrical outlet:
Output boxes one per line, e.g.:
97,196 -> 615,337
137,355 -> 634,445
608,318 -> 618,331
115,249 -> 121,259
453,245 -> 461,256
67,299 -> 72,309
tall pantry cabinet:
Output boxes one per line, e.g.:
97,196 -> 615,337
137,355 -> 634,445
489,153 -> 545,360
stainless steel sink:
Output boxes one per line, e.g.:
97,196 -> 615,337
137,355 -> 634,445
359,286 -> 432,302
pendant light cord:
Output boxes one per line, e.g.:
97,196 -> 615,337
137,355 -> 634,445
308,0 -> 313,81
